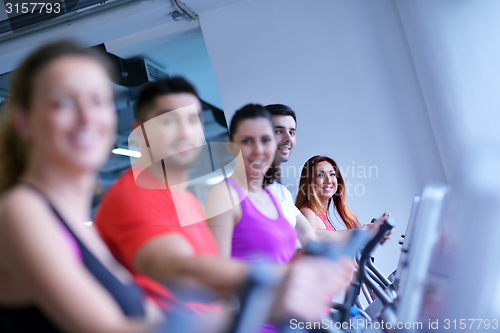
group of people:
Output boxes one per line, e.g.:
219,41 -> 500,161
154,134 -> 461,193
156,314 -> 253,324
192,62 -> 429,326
0,40 -> 390,333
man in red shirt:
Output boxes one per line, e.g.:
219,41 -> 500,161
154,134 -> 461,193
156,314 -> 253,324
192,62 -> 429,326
94,78 -> 247,309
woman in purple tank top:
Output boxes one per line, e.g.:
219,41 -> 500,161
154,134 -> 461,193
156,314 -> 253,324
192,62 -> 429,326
206,104 -> 298,333
207,104 -> 297,264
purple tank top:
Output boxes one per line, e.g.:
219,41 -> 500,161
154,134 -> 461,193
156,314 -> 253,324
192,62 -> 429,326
227,178 -> 298,264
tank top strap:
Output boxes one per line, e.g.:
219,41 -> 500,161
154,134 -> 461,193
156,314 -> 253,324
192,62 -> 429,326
301,203 -> 311,210
21,182 -> 70,229
317,212 -> 336,231
224,177 -> 246,202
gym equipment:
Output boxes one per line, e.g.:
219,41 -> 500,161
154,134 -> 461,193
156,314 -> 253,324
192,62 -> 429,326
333,217 -> 396,333
395,183 -> 449,330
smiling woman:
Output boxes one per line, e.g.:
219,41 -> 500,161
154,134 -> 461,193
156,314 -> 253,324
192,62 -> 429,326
295,155 -> 361,231
0,40 -> 165,333
206,104 -> 297,333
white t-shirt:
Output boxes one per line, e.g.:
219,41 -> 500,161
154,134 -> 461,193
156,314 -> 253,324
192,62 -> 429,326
268,182 -> 300,228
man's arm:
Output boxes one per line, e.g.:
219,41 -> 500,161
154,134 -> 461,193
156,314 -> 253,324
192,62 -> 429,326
133,234 -> 247,299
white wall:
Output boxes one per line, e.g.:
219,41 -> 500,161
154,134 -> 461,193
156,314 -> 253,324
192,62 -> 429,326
396,0 -> 500,181
395,0 -> 500,320
199,0 -> 447,275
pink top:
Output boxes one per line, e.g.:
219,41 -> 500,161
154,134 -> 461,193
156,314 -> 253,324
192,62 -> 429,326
227,178 -> 297,265
318,213 -> 336,231
302,203 -> 336,231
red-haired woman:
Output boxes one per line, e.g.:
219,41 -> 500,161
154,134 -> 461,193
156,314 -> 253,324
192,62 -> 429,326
296,155 -> 360,231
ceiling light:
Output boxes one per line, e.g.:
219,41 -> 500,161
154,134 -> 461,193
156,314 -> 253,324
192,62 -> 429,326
112,148 -> 142,158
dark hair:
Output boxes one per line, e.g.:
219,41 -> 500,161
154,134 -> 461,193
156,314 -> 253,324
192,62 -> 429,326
229,104 -> 278,186
0,40 -> 113,193
295,155 -> 360,229
264,104 -> 297,126
135,77 -> 200,122
229,104 -> 274,140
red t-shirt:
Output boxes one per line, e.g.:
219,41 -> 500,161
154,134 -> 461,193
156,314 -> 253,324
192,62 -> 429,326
94,169 -> 218,310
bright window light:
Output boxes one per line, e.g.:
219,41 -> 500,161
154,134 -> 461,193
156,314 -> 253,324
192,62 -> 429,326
206,175 -> 225,185
205,171 -> 234,185
112,148 -> 142,158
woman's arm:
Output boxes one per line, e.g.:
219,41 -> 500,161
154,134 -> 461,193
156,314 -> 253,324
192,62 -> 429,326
205,182 -> 241,259
0,189 -> 153,333
298,208 -> 391,246
295,210 -> 319,246
299,207 -> 325,230
297,209 -> 352,245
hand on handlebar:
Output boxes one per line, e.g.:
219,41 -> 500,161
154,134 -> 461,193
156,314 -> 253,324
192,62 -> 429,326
362,213 -> 392,245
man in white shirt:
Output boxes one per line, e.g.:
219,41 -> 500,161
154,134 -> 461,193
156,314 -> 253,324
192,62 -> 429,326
264,104 -> 301,228
265,104 -> 343,245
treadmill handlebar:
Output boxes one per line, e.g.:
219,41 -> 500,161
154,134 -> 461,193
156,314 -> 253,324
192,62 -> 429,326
357,216 -> 395,307
361,217 -> 395,259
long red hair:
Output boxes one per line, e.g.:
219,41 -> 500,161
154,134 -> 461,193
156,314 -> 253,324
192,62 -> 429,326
295,155 -> 360,229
